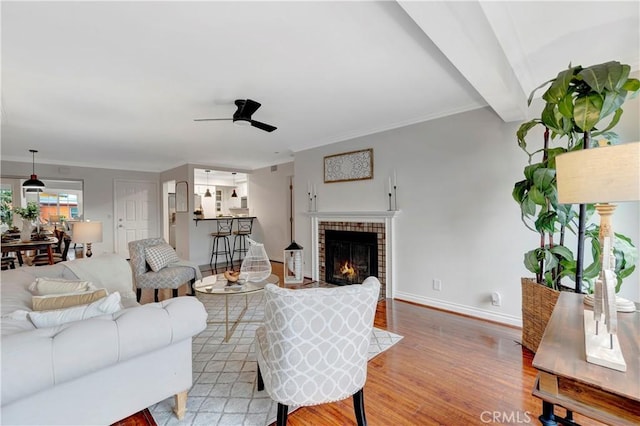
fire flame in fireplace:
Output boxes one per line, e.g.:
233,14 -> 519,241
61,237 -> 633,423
340,261 -> 356,278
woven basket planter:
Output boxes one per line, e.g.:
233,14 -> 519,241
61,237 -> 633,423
521,277 -> 560,353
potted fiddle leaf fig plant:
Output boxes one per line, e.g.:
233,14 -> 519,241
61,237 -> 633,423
513,60 -> 639,352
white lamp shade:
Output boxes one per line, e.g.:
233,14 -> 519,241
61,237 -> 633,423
72,221 -> 103,243
556,142 -> 640,204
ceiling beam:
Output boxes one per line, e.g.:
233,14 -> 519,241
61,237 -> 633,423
398,1 -> 527,123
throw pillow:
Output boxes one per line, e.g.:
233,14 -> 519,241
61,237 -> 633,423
28,292 -> 122,328
28,278 -> 96,295
32,289 -> 109,311
145,243 -> 180,272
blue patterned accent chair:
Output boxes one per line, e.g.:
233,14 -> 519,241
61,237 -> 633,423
255,277 -> 380,426
129,238 -> 197,302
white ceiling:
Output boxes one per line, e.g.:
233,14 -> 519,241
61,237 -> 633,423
2,1 -> 638,172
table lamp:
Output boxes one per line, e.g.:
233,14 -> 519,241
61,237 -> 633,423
72,221 -> 103,258
556,141 -> 639,372
49,215 -> 61,230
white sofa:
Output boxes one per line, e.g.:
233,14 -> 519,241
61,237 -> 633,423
1,254 -> 207,425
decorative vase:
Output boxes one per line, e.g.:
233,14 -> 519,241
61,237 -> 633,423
20,218 -> 33,242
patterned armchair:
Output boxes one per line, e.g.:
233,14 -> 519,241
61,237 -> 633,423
255,277 -> 380,426
128,238 -> 197,302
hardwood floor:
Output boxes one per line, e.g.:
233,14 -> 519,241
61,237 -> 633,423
120,263 -> 604,425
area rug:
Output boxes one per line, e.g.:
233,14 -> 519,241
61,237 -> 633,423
149,291 -> 403,426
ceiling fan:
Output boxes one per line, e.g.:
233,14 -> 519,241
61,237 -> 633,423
194,99 -> 277,132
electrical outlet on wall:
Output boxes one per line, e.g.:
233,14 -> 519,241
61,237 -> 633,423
433,279 -> 442,291
491,292 -> 501,306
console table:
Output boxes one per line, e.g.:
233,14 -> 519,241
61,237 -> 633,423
532,292 -> 639,425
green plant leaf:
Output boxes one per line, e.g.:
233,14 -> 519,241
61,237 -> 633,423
535,211 -> 556,234
621,77 -> 640,93
593,107 -> 623,136
550,245 -> 574,261
574,93 -> 603,131
578,62 -> 612,93
602,61 -> 625,91
524,163 -> 543,181
599,92 -> 626,120
532,168 -> 555,192
516,120 -> 540,150
541,104 -> 568,134
543,67 -> 576,103
522,196 -> 536,217
557,93 -> 574,118
524,250 -> 540,274
528,78 -> 555,106
611,63 -> 630,91
528,186 -> 547,206
555,204 -> 575,227
512,180 -> 528,203
545,147 -> 566,169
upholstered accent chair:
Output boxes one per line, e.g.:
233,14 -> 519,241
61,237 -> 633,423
255,277 -> 380,426
128,238 -> 197,302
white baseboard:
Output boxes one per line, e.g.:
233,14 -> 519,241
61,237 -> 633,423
392,291 -> 522,328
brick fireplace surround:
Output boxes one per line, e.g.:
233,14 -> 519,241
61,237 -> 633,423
307,211 -> 399,299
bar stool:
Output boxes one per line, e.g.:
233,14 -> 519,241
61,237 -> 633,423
209,218 -> 233,271
232,217 -> 254,265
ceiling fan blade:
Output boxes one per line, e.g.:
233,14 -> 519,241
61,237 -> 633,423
240,99 -> 261,118
193,118 -> 232,122
250,120 -> 277,132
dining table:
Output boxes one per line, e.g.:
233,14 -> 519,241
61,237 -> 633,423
1,237 -> 58,265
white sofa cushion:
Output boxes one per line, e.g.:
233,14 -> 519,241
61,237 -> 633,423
32,289 -> 109,311
28,292 -> 122,328
28,278 -> 95,295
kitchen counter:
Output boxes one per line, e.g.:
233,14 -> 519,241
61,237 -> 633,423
194,216 -> 256,226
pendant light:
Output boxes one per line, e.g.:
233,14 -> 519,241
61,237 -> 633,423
204,170 -> 212,197
231,172 -> 238,198
23,149 -> 45,191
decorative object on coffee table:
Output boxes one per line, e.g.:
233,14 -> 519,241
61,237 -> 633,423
240,238 -> 271,282
324,148 -> 373,183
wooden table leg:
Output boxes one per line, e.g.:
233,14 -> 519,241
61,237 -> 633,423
47,245 -> 54,264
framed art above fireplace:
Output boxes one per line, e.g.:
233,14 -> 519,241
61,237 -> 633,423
324,148 -> 373,183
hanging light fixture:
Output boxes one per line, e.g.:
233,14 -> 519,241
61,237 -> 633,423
231,172 -> 238,198
23,149 -> 45,191
204,170 -> 212,197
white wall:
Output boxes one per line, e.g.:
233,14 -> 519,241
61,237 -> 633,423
1,160 -> 160,256
248,162 -> 294,262
294,102 -> 640,325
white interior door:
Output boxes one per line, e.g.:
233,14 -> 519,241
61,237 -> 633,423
114,180 -> 159,258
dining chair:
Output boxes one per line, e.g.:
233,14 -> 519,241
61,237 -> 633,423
255,277 -> 380,426
31,230 -> 71,266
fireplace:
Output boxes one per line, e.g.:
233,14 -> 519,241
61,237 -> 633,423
325,230 -> 378,285
315,218 -> 391,299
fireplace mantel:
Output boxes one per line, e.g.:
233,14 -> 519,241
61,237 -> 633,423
305,210 -> 400,220
306,210 -> 399,298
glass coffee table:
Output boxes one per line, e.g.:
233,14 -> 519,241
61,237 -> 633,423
194,273 -> 279,342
